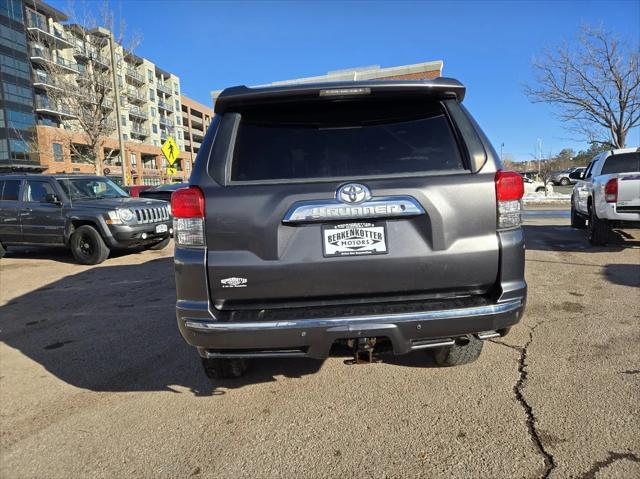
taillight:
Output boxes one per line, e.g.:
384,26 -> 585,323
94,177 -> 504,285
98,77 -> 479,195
495,171 -> 524,229
604,178 -> 618,203
171,187 -> 205,247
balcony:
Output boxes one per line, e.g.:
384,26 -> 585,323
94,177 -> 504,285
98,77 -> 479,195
159,116 -> 173,127
128,106 -> 147,120
131,126 -> 150,137
125,88 -> 146,104
26,18 -> 74,48
157,100 -> 173,112
32,72 -> 62,91
30,47 -> 79,73
34,98 -> 76,118
125,68 -> 145,85
156,83 -> 172,95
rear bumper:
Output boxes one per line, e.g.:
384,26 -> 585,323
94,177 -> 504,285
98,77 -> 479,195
174,227 -> 527,359
177,298 -> 524,359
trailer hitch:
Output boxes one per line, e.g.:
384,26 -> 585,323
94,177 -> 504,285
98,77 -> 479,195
347,337 -> 378,364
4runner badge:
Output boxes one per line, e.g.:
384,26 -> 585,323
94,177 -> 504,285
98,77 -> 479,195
220,277 -> 248,288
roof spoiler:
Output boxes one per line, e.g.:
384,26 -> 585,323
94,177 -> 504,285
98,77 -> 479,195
214,77 -> 466,114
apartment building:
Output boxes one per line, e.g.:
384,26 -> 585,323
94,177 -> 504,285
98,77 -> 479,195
0,0 -> 41,171
180,95 -> 213,177
1,0 -> 188,185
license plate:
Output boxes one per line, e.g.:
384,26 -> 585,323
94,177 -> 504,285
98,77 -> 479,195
322,222 -> 387,257
155,224 -> 168,233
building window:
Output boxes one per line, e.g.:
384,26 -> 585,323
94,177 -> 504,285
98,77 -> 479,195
149,89 -> 155,101
147,69 -> 153,81
176,115 -> 181,125
152,124 -> 158,133
178,130 -> 183,140
123,134 -> 128,141
121,115 -> 127,126
150,107 -> 156,118
174,83 -> 179,94
175,99 -> 180,110
130,152 -> 137,167
53,143 -> 63,162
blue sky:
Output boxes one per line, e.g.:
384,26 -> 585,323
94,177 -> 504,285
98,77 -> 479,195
49,0 -> 639,161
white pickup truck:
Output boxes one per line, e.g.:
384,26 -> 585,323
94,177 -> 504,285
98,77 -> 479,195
571,148 -> 640,245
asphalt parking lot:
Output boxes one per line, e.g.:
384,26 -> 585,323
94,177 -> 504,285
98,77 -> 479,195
1,211 -> 639,478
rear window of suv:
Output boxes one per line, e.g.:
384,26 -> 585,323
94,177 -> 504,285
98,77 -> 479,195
601,152 -> 640,175
230,99 -> 466,182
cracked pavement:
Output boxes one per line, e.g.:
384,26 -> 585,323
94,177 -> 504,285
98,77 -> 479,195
1,213 -> 639,478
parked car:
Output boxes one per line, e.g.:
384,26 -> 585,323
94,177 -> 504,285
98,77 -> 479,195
522,176 -> 551,194
571,148 -> 640,245
123,185 -> 153,197
139,182 -> 187,202
171,78 -> 527,379
551,167 -> 585,186
0,175 -> 172,264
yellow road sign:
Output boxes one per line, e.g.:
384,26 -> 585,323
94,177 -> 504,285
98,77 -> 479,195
161,137 -> 180,165
166,166 -> 178,176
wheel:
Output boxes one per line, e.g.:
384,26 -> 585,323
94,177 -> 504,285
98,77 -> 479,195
147,237 -> 170,250
70,225 -> 110,265
570,202 -> 586,228
588,204 -> 608,246
535,186 -> 545,193
433,336 -> 483,367
201,357 -> 248,379
560,177 -> 570,186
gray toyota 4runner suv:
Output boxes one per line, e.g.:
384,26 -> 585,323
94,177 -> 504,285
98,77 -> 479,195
172,78 -> 526,379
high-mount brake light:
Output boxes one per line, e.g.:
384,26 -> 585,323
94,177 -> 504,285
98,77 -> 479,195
319,87 -> 371,97
495,171 -> 524,229
604,178 -> 618,203
171,187 -> 205,246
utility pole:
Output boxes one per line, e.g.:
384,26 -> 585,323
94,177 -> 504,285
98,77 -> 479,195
105,29 -> 127,186
537,138 -> 543,177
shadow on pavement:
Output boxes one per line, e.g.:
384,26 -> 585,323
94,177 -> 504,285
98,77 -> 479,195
3,245 -> 153,264
603,264 -> 640,288
524,224 -> 640,253
0,257 -> 322,396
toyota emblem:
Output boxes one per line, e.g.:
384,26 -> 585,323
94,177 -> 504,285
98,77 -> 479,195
337,183 -> 370,204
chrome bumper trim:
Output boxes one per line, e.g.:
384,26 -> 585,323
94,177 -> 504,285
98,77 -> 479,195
184,299 -> 522,332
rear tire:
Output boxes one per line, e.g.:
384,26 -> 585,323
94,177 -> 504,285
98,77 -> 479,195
147,237 -> 170,250
588,205 -> 608,246
201,357 -> 248,379
433,336 -> 483,367
571,202 -> 586,228
560,177 -> 570,186
70,225 -> 110,265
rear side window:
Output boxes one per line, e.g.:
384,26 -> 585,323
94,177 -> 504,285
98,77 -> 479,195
601,152 -> 640,175
230,99 -> 465,182
0,180 -> 21,201
24,180 -> 55,202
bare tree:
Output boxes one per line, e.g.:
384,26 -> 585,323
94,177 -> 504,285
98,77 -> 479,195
525,25 -> 639,148
31,0 -> 140,174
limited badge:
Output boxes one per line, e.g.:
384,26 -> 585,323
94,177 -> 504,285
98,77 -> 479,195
220,277 -> 248,288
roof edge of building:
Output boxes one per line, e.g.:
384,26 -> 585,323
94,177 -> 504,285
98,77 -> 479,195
180,94 -> 214,113
211,59 -> 443,101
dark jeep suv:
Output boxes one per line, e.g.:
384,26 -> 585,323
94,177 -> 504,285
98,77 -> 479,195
0,174 -> 172,264
172,78 -> 526,378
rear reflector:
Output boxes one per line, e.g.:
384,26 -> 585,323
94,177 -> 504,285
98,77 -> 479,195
171,187 -> 205,247
171,187 -> 205,218
495,171 -> 524,229
604,178 -> 618,203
